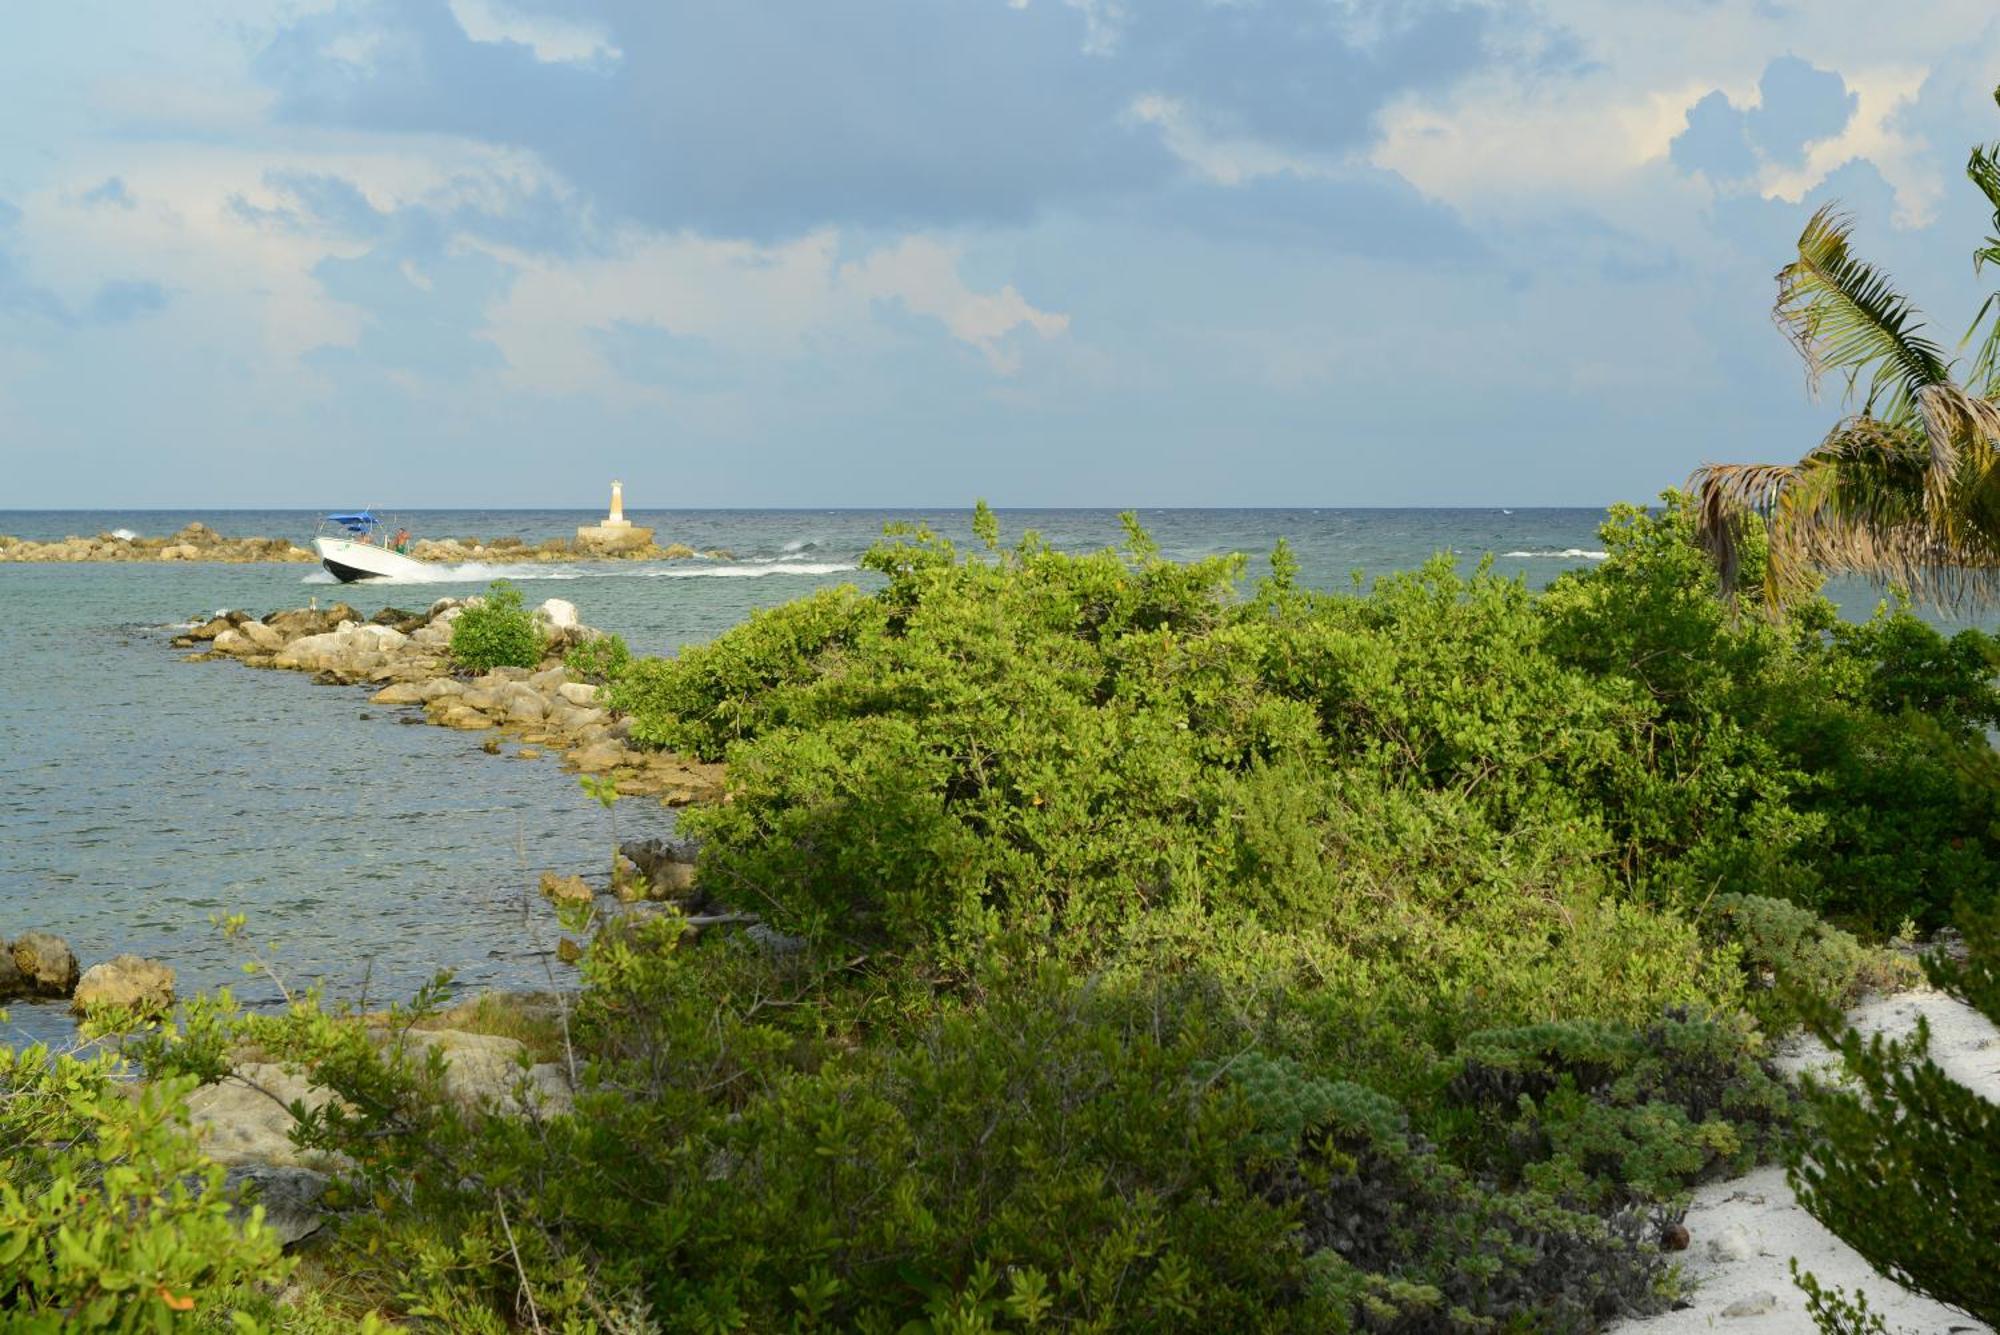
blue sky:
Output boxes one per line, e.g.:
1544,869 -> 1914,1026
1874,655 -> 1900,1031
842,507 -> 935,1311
3,1 -> 1999,507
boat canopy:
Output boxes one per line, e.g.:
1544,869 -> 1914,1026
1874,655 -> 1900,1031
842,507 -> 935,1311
325,512 -> 376,532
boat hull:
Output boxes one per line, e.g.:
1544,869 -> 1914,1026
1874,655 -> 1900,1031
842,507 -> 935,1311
313,537 -> 433,583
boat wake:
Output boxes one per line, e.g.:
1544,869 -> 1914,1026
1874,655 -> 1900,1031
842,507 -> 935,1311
302,558 -> 860,586
1502,549 -> 1608,560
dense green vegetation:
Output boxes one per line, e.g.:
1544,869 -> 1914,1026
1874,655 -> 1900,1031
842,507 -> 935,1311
1790,900 -> 2000,1325
8,499 -> 1997,1330
449,580 -> 546,672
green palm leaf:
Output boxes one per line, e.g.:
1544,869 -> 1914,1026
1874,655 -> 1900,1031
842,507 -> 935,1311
1774,206 -> 1951,424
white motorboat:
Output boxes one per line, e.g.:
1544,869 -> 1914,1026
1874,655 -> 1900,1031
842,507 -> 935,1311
313,511 -> 431,583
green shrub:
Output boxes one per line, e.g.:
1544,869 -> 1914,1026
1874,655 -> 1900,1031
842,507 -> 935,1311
1790,899 -> 2000,1324
1706,893 -> 1894,1031
449,580 -> 545,672
0,1039 -> 289,1330
561,630 -> 631,684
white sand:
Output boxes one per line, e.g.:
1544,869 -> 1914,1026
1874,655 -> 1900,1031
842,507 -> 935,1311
1610,987 -> 2000,1333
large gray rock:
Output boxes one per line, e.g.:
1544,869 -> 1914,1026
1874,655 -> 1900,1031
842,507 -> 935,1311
223,1163 -> 329,1248
11,932 -> 80,997
402,1029 -> 572,1118
71,954 -> 176,1016
186,1064 -> 338,1168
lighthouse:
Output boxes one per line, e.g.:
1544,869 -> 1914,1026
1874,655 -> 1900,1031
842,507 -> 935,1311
576,479 -> 654,553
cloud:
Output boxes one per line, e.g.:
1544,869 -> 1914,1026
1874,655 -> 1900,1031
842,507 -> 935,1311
1670,90 -> 1759,181
87,278 -> 169,322
844,238 -> 1069,373
446,0 -> 621,66
251,0 -> 1558,242
1670,57 -> 1858,186
80,177 -> 137,210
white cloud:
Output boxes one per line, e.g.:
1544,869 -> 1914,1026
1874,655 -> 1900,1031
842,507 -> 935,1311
480,228 -> 1069,397
843,238 -> 1070,372
446,0 -> 622,67
1127,94 -> 1333,186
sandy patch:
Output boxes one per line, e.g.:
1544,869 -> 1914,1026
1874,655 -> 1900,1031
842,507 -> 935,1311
1611,987 -> 1999,1334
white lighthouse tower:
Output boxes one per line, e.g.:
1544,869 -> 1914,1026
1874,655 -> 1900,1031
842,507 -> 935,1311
576,479 -> 654,553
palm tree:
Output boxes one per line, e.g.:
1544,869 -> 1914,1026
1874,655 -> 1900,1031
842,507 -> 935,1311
1691,90 -> 2000,610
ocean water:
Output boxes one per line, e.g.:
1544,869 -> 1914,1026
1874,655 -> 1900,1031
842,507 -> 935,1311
1,508 -> 1986,1046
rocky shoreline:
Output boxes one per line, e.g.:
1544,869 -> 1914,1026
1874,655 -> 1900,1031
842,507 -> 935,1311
1,521 -> 314,563
0,521 -> 729,564
176,595 -> 725,806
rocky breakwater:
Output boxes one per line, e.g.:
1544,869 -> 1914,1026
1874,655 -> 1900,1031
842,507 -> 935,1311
0,520 -> 314,563
403,534 -> 731,563
178,596 -> 724,806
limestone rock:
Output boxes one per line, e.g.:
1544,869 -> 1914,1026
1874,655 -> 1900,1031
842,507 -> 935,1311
1706,1224 -> 1754,1263
1721,1292 -> 1778,1318
224,1163 -> 328,1248
533,598 -> 580,630
369,682 -> 427,706
440,705 -> 494,731
187,1065 -> 337,1167
0,948 -> 23,998
11,932 -> 80,997
404,1029 -> 572,1117
557,681 -> 601,707
572,741 -> 625,773
539,871 -> 594,905
71,954 -> 176,1016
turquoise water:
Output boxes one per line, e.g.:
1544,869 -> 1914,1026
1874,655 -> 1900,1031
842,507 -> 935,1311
1,508 -> 1980,1046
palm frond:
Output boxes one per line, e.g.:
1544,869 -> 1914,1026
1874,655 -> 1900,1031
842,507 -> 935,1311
1774,206 -> 1952,423
1965,141 -> 2000,394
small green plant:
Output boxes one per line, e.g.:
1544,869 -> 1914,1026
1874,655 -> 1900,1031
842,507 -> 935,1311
449,580 -> 545,672
0,1040 -> 290,1329
563,632 -> 631,685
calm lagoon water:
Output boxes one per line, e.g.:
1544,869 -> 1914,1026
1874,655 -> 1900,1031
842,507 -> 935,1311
2,507 -> 1984,1045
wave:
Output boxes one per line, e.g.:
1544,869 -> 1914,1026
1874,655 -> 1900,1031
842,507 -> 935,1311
1502,549 -> 1608,560
303,559 -> 858,586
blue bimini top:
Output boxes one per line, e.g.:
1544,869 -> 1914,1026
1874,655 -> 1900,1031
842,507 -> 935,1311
326,512 -> 376,533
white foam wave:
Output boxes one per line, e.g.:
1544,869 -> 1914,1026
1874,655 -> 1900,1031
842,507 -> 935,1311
1503,548 -> 1608,560
110,528 -> 137,541
303,559 -> 857,586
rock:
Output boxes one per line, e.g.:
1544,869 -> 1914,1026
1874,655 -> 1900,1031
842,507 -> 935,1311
369,682 -> 427,705
647,861 -> 697,899
533,598 -> 580,630
1706,1224 -> 1754,1263
516,747 -> 542,760
528,665 -> 568,692
0,948 -> 23,998
11,932 -> 80,997
502,685 -> 548,724
1659,1221 -> 1689,1251
419,677 -> 464,702
539,871 -> 593,905
556,936 -> 585,963
1721,1292 -> 1778,1318
557,681 -> 601,707
403,1029 -> 572,1117
70,954 -> 176,1016
572,741 -> 625,773
223,1163 -> 329,1247
440,705 -> 494,731
747,924 -> 808,955
186,1064 -> 337,1167
239,619 -> 284,651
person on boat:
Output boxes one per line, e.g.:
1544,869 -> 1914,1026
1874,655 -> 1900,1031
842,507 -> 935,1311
394,527 -> 411,553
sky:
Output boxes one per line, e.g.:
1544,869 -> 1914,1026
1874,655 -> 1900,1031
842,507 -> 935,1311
3,1 -> 2000,508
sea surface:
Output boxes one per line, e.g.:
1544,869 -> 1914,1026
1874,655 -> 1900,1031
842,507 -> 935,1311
3,508 -> 1989,1046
